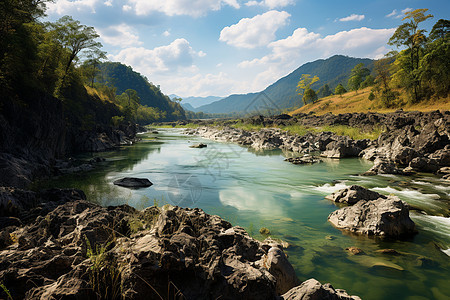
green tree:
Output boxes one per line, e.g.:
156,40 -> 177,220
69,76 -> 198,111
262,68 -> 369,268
302,88 -> 318,104
80,49 -> 107,88
428,19 -> 449,42
348,63 -> 370,93
51,16 -> 103,82
317,84 -> 333,98
334,84 -> 347,97
360,74 -> 375,89
388,8 -> 433,102
296,74 -> 319,105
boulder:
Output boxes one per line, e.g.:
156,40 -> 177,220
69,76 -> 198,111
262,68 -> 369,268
266,247 -> 300,294
189,143 -> 207,148
328,196 -> 416,237
285,155 -> 321,165
320,139 -> 362,159
325,185 -> 386,205
363,158 -> 404,175
113,177 -> 153,188
281,278 -> 361,300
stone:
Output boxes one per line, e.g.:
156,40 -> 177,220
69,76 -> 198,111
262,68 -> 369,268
325,185 -> 386,205
345,247 -> 364,255
113,177 -> 153,188
328,196 -> 416,238
281,278 -> 361,300
189,143 -> 207,148
285,155 -> 321,165
266,247 -> 301,294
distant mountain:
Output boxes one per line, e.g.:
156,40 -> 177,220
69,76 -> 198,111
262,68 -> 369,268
196,55 -> 374,114
170,95 -> 223,109
98,62 -> 185,120
181,102 -> 196,111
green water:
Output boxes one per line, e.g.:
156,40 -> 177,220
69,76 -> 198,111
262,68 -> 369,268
37,129 -> 450,300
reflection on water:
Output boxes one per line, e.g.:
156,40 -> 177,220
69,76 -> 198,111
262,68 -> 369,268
39,128 -> 450,300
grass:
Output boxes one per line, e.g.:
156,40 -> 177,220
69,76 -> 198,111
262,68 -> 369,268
289,87 -> 450,116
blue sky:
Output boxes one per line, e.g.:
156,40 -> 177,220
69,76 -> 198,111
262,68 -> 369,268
44,0 -> 449,98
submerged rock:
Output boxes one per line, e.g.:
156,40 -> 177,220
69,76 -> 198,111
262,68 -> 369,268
325,185 -> 386,205
113,177 -> 153,188
285,155 -> 321,165
328,196 -> 416,238
281,278 -> 361,300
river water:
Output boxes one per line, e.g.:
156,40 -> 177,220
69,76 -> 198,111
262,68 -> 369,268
37,128 -> 450,300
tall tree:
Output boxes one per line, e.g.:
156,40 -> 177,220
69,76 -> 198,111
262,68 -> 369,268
51,16 -> 103,82
348,63 -> 370,93
388,8 -> 433,102
296,74 -> 319,105
334,84 -> 347,97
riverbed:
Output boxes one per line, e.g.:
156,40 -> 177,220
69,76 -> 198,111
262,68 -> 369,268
37,128 -> 450,300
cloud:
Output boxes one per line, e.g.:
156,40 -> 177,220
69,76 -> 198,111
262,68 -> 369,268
126,0 -> 240,17
163,30 -> 171,37
386,8 -> 413,19
104,0 -> 113,7
47,0 -> 100,14
245,0 -> 294,9
239,27 -> 396,90
219,10 -> 290,48
339,14 -> 365,22
98,24 -> 142,47
109,38 -> 203,75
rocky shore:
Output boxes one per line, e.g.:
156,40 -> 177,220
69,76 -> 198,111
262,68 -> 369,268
183,110 -> 450,179
0,188 -> 361,299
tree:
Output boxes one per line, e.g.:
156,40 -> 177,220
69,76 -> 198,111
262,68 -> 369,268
348,63 -> 370,93
51,16 -> 103,82
296,74 -> 319,105
317,84 -> 333,98
334,84 -> 347,97
80,49 -> 107,88
428,19 -> 449,42
303,88 -> 318,104
388,8 -> 433,102
360,75 -> 375,89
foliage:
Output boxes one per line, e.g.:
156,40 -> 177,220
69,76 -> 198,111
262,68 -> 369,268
348,63 -> 371,93
317,84 -> 333,98
334,84 -> 347,97
368,92 -> 375,101
296,74 -> 319,105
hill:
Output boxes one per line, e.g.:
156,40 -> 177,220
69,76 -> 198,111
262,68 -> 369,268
288,87 -> 450,115
196,55 -> 374,114
98,62 -> 185,121
180,96 -> 223,108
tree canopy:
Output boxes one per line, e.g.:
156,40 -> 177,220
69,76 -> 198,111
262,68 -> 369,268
296,74 -> 320,105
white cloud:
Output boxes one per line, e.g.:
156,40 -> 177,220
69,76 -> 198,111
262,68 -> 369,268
339,14 -> 365,22
104,0 -> 113,7
219,10 -> 290,48
122,4 -> 132,11
163,30 -> 171,37
401,7 -> 413,14
109,38 -> 203,75
126,0 -> 240,17
98,24 -> 142,48
245,0 -> 294,9
47,0 -> 100,14
386,8 -> 413,19
239,27 -> 396,90
386,9 -> 397,18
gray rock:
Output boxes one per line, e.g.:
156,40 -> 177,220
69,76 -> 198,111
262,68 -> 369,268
325,185 -> 386,205
189,143 -> 207,148
266,247 -> 300,294
328,196 -> 416,237
113,177 -> 153,188
281,278 -> 361,300
285,155 -> 321,165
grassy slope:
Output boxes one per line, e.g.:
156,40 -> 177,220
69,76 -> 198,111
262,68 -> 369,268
288,87 -> 450,116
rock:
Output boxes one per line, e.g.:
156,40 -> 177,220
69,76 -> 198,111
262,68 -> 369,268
281,278 -> 361,300
407,157 -> 440,173
345,247 -> 364,255
320,139 -> 362,159
375,249 -> 401,255
263,237 -> 290,250
113,177 -> 153,188
285,155 -> 321,165
189,143 -> 207,148
328,196 -> 416,237
363,158 -> 404,175
260,227 -> 271,235
266,247 -> 301,294
325,185 -> 386,205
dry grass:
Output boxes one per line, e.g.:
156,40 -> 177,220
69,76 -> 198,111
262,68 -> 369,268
85,86 -> 115,104
289,87 -> 450,116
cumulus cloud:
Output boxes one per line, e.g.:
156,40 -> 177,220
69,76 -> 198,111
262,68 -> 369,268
125,0 -> 240,17
339,14 -> 365,22
245,0 -> 295,9
47,0 -> 100,14
97,24 -> 142,47
239,27 -> 396,90
109,38 -> 204,75
219,10 -> 290,48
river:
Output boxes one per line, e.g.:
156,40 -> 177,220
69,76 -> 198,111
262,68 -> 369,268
37,128 -> 450,300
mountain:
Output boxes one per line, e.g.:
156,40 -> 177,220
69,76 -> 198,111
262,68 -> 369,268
170,95 -> 223,109
181,102 -> 196,111
196,55 -> 374,114
98,62 -> 185,120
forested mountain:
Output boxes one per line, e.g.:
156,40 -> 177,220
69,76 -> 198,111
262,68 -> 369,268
98,62 -> 185,120
196,55 -> 374,114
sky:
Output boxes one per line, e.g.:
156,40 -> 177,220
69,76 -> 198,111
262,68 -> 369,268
44,0 -> 449,98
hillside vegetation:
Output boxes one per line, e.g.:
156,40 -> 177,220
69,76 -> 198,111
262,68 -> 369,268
289,87 -> 450,115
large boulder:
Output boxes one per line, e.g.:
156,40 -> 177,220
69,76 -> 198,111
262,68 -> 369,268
281,279 -> 361,300
328,196 -> 416,237
320,139 -> 362,159
325,185 -> 386,205
266,247 -> 300,294
113,177 -> 153,188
